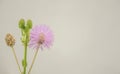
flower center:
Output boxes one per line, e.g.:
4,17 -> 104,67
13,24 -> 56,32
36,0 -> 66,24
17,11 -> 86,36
38,33 -> 45,45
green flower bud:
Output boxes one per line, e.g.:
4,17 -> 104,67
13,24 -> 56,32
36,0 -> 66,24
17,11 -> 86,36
19,19 -> 25,29
27,19 -> 32,29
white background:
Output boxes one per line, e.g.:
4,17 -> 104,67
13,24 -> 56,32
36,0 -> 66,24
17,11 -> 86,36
0,0 -> 120,74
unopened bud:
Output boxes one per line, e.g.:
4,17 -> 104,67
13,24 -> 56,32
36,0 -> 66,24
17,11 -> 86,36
19,19 -> 25,29
27,19 -> 32,29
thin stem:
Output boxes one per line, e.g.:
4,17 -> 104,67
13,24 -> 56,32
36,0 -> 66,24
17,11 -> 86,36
23,41 -> 28,74
28,47 -> 39,74
11,46 -> 22,74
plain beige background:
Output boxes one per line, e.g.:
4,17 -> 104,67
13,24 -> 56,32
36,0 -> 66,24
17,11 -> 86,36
0,0 -> 120,74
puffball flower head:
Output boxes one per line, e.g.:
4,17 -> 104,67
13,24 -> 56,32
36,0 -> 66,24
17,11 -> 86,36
29,25 -> 54,49
5,33 -> 15,47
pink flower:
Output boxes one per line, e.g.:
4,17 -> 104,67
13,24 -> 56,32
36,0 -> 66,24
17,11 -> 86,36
29,25 -> 54,49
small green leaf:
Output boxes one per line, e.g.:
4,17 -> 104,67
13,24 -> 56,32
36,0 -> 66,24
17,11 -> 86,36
22,59 -> 27,67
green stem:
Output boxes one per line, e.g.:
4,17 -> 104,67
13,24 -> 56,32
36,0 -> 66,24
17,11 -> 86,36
23,38 -> 28,74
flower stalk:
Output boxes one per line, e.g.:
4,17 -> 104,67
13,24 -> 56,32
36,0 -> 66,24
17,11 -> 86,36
19,19 -> 32,74
28,46 -> 39,74
11,46 -> 22,74
23,38 -> 28,74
